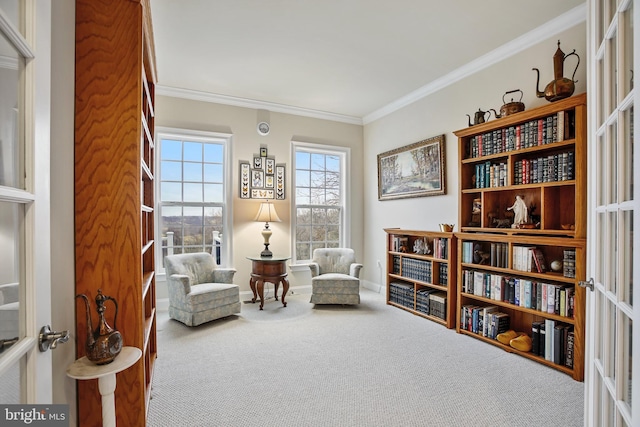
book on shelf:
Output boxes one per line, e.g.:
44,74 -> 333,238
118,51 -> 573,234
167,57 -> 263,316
545,319 -> 555,361
553,323 -> 565,365
539,323 -> 546,357
566,330 -> 575,368
481,306 -> 499,337
490,312 -> 510,339
531,321 -> 543,356
531,248 -> 547,273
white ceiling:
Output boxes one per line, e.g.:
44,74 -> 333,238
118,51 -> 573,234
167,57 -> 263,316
150,0 -> 585,124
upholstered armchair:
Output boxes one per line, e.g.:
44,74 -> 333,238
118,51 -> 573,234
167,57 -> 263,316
164,252 -> 240,326
309,248 -> 362,305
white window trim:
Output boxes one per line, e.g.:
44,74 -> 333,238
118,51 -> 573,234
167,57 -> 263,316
290,140 -> 351,267
155,127 -> 233,276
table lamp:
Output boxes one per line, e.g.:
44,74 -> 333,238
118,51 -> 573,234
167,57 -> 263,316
254,201 -> 281,257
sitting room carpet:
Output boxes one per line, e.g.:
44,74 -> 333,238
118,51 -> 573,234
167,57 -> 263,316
147,288 -> 583,427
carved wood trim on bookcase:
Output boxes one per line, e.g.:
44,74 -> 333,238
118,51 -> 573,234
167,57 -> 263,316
75,0 -> 152,425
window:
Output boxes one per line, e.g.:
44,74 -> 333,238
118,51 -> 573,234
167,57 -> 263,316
156,129 -> 232,270
292,142 -> 349,263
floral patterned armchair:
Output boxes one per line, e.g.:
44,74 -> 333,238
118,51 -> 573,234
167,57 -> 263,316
164,253 -> 240,326
309,248 -> 362,305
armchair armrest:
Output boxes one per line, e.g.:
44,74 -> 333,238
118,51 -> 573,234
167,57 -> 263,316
350,263 -> 363,278
307,262 -> 320,277
168,274 -> 191,295
212,268 -> 237,284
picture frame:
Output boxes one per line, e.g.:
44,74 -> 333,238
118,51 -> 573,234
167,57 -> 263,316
265,158 -> 275,175
252,189 -> 274,199
239,162 -> 251,199
265,175 -> 274,188
260,147 -> 268,157
275,164 -> 285,200
377,134 -> 446,200
252,170 -> 264,188
254,156 -> 263,169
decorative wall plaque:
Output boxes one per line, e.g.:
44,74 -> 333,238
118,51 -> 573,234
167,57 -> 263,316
240,147 -> 285,199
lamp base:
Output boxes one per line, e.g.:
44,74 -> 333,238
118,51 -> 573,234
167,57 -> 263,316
261,244 -> 273,258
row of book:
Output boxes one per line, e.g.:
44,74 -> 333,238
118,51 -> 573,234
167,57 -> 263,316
563,249 -> 576,279
513,246 -> 547,273
392,255 -> 448,285
390,235 -> 450,260
417,288 -> 447,320
461,269 -> 576,318
389,281 -> 414,308
389,282 -> 447,320
461,241 -> 509,269
432,238 -> 449,260
440,264 -> 448,286
474,161 -> 507,189
532,320 -> 574,368
513,152 -> 574,185
460,305 -> 510,338
400,257 -> 433,283
467,110 -> 572,158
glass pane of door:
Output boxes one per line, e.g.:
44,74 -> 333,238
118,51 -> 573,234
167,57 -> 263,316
0,29 -> 24,189
0,201 -> 23,359
586,1 -> 637,426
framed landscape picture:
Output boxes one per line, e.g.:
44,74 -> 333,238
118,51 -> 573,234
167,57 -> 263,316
377,134 -> 446,200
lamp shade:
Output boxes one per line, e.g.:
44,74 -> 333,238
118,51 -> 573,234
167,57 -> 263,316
254,201 -> 281,223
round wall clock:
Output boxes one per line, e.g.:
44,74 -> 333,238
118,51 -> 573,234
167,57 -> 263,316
257,121 -> 270,136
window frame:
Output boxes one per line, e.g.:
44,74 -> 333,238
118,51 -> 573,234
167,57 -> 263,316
155,127 -> 233,275
290,141 -> 351,265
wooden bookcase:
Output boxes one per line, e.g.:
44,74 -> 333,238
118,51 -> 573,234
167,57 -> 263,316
384,229 -> 457,328
74,0 -> 157,424
453,93 -> 586,381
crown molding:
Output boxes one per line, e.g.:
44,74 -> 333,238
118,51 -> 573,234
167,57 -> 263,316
362,4 -> 586,124
156,85 -> 363,125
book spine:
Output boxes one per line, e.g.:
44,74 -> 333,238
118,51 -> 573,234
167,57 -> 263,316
532,321 -> 541,356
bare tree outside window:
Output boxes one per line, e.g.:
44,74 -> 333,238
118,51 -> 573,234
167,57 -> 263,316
294,147 -> 345,262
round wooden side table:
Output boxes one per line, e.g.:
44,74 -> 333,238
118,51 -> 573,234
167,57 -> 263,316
247,255 -> 291,310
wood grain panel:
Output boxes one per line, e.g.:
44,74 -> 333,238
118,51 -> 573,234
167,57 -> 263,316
75,0 -> 150,425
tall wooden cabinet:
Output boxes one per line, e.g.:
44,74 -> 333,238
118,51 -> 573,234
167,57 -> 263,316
74,0 -> 157,424
453,93 -> 587,380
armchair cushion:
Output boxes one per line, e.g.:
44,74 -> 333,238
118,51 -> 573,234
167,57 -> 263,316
165,252 -> 240,326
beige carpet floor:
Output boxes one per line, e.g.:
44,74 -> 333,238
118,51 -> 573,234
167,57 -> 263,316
147,288 -> 584,427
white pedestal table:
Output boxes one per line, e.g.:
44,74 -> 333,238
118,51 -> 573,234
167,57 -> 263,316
66,346 -> 142,427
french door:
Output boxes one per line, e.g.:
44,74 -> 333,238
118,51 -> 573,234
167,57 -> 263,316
585,0 -> 639,426
0,0 -> 53,403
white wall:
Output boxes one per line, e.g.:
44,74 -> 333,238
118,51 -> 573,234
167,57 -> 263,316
361,24 -> 587,289
155,97 -> 365,295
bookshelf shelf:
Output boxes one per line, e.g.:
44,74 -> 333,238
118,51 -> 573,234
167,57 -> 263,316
454,93 -> 587,381
384,229 -> 457,329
